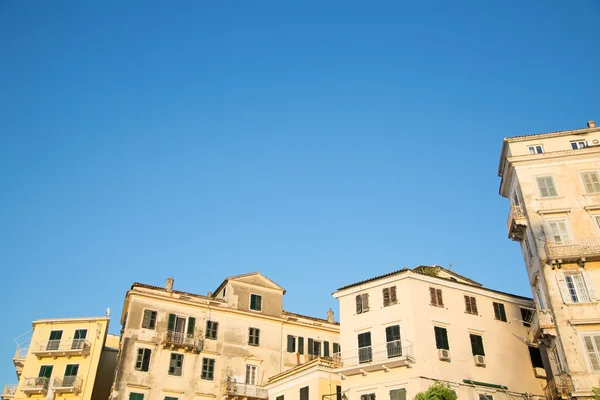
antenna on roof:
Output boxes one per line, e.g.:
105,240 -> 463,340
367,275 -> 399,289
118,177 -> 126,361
449,263 -> 453,271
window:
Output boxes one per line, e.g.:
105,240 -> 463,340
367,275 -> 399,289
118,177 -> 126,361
537,176 -> 558,197
333,342 -> 340,355
548,219 -> 571,243
47,330 -> 63,350
528,346 -> 544,368
356,293 -> 370,314
135,348 -> 152,372
308,338 -> 321,356
528,144 -> 544,154
389,389 -> 406,400
361,394 -> 376,400
582,172 -> 600,193
595,215 -> 600,231
165,397 -> 178,400
479,395 -> 493,400
385,325 -> 402,358
464,296 -> 478,315
552,345 -> 566,373
201,358 -> 215,380
323,341 -> 330,357
521,308 -> 533,327
72,329 -> 87,349
493,302 -> 507,322
245,365 -> 257,385
38,365 -> 53,378
248,328 -> 260,346
572,140 -> 588,150
536,286 -> 546,309
298,337 -> 304,354
168,353 -> 183,376
167,314 -> 195,338
565,273 -> 591,303
382,286 -> 398,307
434,327 -> 449,350
64,364 -> 79,386
277,396 -> 284,400
357,332 -> 372,363
206,321 -> 218,340
429,287 -> 444,307
300,386 -> 309,400
556,271 -> 598,304
337,386 -> 342,400
470,334 -> 485,356
142,310 -> 157,330
129,394 -> 144,400
582,334 -> 600,371
250,294 -> 262,311
287,335 -> 296,353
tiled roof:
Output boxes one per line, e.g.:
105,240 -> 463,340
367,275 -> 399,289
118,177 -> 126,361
505,125 -> 595,141
131,282 -> 224,302
283,310 -> 339,326
337,268 -> 410,291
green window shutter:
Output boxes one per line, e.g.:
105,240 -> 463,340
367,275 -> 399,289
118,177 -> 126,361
65,364 -> 79,376
39,365 -> 53,378
434,327 -> 449,350
356,295 -> 362,314
500,304 -> 507,322
129,393 -> 144,400
142,349 -> 151,371
298,337 -> 304,354
187,317 -> 196,335
300,386 -> 309,400
390,389 -> 406,400
287,335 -> 295,353
49,331 -> 63,340
136,349 -> 144,369
324,341 -> 330,357
250,295 -> 257,309
308,338 -> 314,355
333,343 -> 339,354
470,334 -> 485,356
168,314 -> 176,331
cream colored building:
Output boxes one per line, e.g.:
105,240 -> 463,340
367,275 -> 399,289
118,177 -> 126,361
1,316 -> 118,400
333,265 -> 546,400
499,120 -> 600,399
265,358 -> 342,400
111,272 -> 340,400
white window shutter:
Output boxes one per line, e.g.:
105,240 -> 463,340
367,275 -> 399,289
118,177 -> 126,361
556,271 -> 573,304
583,270 -> 598,301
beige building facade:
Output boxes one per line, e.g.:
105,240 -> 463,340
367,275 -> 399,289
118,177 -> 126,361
265,358 -> 342,400
1,316 -> 118,400
333,266 -> 546,400
111,273 -> 340,400
499,120 -> 600,399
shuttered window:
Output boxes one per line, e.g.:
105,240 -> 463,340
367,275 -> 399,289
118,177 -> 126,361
245,365 -> 258,384
276,396 -> 284,400
248,328 -> 260,346
382,286 -> 397,307
187,317 -> 195,335
324,341 -> 330,357
556,271 -> 598,304
520,308 -> 533,327
357,332 -> 372,363
434,327 -> 449,350
206,321 -> 218,340
548,220 -> 571,243
168,353 -> 183,376
493,302 -> 507,322
298,337 -> 304,354
361,394 -> 376,400
470,334 -> 485,356
333,343 -> 340,354
389,389 -> 406,400
201,358 -> 215,380
429,288 -> 443,307
38,365 -> 53,378
141,310 -> 157,329
465,296 -> 478,315
356,294 -> 370,314
537,176 -> 558,197
582,334 -> 600,371
300,386 -> 309,400
250,294 -> 262,311
287,335 -> 296,353
135,348 -> 151,372
582,172 -> 600,193
129,393 -> 144,400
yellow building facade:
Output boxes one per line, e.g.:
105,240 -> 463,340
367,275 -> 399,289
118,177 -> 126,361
265,358 -> 342,400
1,316 -> 118,400
499,120 -> 600,399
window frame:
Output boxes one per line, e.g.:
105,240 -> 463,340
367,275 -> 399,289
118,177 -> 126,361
141,309 -> 158,330
492,302 -> 507,322
245,364 -> 258,385
581,171 -> 600,194
168,353 -> 184,376
356,293 -> 370,314
135,348 -> 152,372
536,175 -> 558,198
580,332 -> 600,371
300,386 -> 310,400
469,334 -> 485,356
546,218 -> 571,243
205,320 -> 219,340
249,294 -> 263,312
528,144 -> 544,154
129,393 -> 145,400
382,286 -> 398,307
248,328 -> 260,346
528,345 -> 544,369
429,287 -> 444,307
464,295 -> 478,315
434,326 -> 449,350
201,357 -> 215,380
571,140 -> 588,150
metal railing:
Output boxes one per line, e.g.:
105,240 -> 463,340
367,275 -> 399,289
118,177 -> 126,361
163,330 -> 201,348
545,238 -> 600,261
506,204 -> 526,230
32,340 -> 91,353
22,377 -> 49,390
53,376 -> 83,390
530,309 -> 554,337
13,347 -> 28,359
2,384 -> 17,397
336,339 -> 414,368
223,381 -> 268,399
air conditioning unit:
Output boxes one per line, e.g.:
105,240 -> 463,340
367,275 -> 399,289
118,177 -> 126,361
474,355 -> 486,366
534,367 -> 547,378
438,349 -> 451,361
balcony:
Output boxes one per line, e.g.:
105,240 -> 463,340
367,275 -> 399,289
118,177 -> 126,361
544,374 -> 574,400
222,381 -> 268,399
52,376 -> 83,395
528,309 -> 555,341
507,205 -> 527,241
1,384 -> 17,400
545,239 -> 600,265
162,330 -> 203,352
20,377 -> 49,397
335,340 -> 415,376
13,347 -> 27,378
30,339 -> 90,359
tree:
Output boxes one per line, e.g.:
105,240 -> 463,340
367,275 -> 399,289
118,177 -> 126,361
414,382 -> 458,400
592,387 -> 600,400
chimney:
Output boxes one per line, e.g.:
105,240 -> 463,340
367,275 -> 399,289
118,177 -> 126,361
166,277 -> 174,292
327,308 -> 334,323
588,120 -> 596,128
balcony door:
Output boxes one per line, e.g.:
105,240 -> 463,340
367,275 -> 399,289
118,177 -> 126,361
357,332 -> 372,363
63,364 -> 79,387
47,331 -> 62,350
385,325 -> 402,358
72,329 -> 87,349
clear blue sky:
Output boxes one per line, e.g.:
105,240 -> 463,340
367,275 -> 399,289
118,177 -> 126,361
1,0 -> 599,385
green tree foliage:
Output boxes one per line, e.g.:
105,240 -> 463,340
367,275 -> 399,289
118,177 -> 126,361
414,382 -> 458,400
592,387 -> 600,400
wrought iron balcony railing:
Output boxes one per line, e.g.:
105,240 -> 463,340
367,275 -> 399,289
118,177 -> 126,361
1,384 -> 17,398
30,340 -> 91,358
223,381 -> 268,399
336,339 -> 414,369
162,330 -> 202,350
53,376 -> 83,394
21,377 -> 50,395
545,239 -> 600,263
